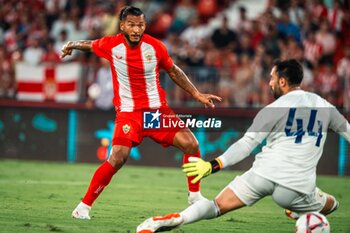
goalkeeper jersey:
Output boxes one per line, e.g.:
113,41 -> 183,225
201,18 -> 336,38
219,90 -> 350,194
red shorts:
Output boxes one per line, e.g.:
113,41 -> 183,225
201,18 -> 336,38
112,107 -> 184,148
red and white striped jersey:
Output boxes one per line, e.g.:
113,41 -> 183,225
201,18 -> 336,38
92,33 -> 174,112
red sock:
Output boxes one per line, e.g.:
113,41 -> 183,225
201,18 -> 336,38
183,151 -> 201,192
82,161 -> 117,206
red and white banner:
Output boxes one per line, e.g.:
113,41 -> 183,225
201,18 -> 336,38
15,63 -> 81,102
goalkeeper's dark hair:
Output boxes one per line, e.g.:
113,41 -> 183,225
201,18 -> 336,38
119,6 -> 144,21
273,59 -> 303,86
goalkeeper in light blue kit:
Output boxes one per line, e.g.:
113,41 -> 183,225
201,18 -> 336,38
137,59 -> 349,233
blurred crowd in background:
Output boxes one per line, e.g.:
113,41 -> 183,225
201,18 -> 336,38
1,0 -> 350,110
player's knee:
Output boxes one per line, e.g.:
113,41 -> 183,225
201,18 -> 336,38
182,138 -> 199,154
215,198 -> 227,214
215,197 -> 237,215
108,147 -> 129,169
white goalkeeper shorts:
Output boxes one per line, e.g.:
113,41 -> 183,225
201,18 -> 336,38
227,170 -> 327,213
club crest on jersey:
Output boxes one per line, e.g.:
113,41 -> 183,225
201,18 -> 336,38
122,124 -> 131,134
144,52 -> 154,62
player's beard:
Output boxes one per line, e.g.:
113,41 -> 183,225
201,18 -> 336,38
271,84 -> 283,99
124,32 -> 143,46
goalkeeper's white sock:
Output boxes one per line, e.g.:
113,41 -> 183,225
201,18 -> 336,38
180,199 -> 220,224
188,191 -> 206,205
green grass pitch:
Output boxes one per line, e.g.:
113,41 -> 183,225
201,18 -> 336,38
0,160 -> 349,233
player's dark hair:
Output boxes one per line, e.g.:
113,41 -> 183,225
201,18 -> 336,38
273,59 -> 303,86
119,6 -> 144,21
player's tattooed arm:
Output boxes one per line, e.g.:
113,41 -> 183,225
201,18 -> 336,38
167,65 -> 221,108
167,64 -> 200,98
61,40 -> 93,58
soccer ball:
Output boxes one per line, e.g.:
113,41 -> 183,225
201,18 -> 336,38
295,212 -> 330,233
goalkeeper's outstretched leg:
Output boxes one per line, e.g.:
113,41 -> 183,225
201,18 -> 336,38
137,187 -> 245,232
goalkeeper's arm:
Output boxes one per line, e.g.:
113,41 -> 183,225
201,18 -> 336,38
183,134 -> 260,183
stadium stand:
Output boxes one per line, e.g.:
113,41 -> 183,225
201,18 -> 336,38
0,0 -> 350,110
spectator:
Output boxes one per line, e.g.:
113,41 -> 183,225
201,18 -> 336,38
327,0 -> 344,32
54,29 -> 72,60
180,16 -> 210,48
280,36 -> 303,61
250,19 -> 264,50
232,54 -> 255,107
80,6 -> 102,34
81,55 -> 100,102
299,13 -> 319,40
44,0 -> 60,30
288,0 -> 305,27
210,16 -> 237,49
23,38 -> 44,66
276,11 -> 301,43
307,0 -> 328,22
337,45 -> 350,110
0,47 -> 15,98
203,41 -> 223,69
181,42 -> 205,67
300,61 -> 315,92
4,23 -> 19,52
171,0 -> 198,34
27,14 -> 48,44
340,10 -> 350,46
303,30 -> 323,68
217,74 -> 234,107
100,5 -> 119,36
42,38 -> 61,65
315,63 -> 339,105
261,25 -> 281,58
315,19 -> 336,64
50,11 -> 74,40
234,33 -> 255,58
70,17 -> 89,41
87,58 -> 114,110
265,0 -> 282,19
235,6 -> 252,33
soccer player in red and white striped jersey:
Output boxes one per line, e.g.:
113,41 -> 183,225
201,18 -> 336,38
61,6 -> 221,220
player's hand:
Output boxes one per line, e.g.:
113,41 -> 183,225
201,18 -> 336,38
194,93 -> 222,108
61,41 -> 74,59
182,157 -> 212,184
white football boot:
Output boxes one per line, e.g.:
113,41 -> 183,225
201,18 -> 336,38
188,191 -> 207,205
72,202 -> 91,220
136,213 -> 183,233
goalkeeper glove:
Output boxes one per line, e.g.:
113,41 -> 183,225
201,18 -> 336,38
182,157 -> 222,184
